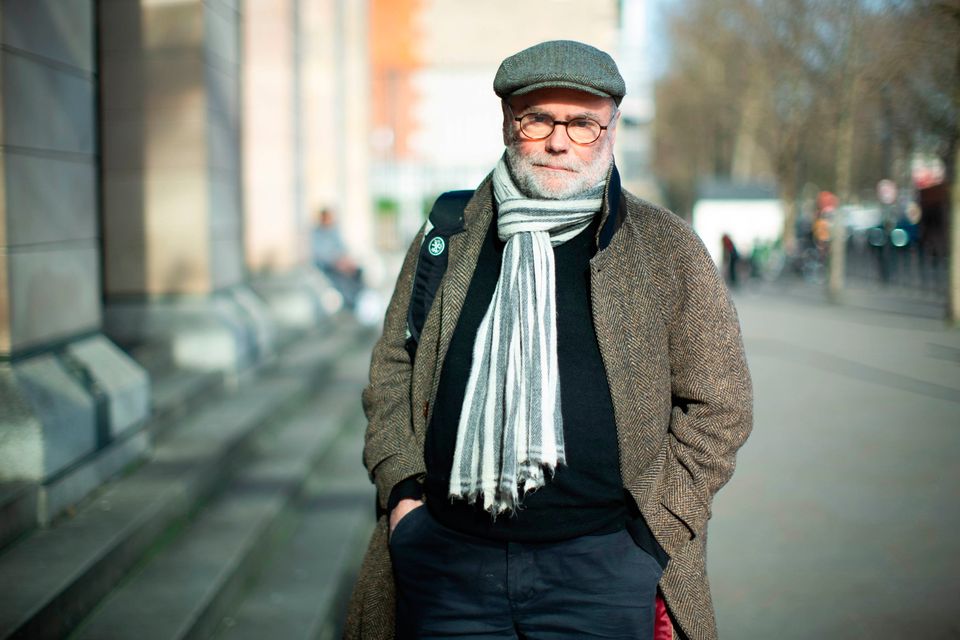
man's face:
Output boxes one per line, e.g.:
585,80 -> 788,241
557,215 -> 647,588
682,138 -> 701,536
503,87 -> 619,200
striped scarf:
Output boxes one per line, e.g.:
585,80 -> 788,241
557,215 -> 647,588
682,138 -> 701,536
448,155 -> 605,515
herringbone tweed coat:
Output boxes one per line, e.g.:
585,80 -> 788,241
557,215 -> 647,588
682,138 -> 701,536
344,172 -> 753,640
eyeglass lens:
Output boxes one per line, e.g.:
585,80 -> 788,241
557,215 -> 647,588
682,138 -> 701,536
520,113 -> 601,144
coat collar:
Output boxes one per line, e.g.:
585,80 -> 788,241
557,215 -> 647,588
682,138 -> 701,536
461,163 -> 625,250
597,165 -> 623,251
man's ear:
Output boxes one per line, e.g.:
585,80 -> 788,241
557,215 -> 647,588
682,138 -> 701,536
607,109 -> 621,147
501,99 -> 513,146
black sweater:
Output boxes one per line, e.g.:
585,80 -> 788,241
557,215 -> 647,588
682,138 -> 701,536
422,214 -> 630,542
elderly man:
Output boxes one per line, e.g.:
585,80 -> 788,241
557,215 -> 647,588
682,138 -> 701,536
346,41 -> 752,640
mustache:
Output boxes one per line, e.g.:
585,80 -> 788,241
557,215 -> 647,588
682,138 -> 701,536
516,152 -> 584,172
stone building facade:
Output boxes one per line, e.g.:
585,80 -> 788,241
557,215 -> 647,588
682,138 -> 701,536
0,0 -> 370,530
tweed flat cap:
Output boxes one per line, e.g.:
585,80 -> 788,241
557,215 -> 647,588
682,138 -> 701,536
493,40 -> 625,105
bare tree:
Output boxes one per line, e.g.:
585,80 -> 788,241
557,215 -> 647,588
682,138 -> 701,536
654,0 -> 960,313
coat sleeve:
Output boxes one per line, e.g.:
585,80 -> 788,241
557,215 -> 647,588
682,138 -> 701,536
362,224 -> 429,512
662,221 -> 753,536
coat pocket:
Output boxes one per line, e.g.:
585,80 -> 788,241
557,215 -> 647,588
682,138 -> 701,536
651,462 -> 710,556
660,496 -> 703,540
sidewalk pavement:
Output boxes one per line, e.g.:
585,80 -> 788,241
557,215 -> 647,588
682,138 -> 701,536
752,276 -> 951,322
709,290 -> 960,639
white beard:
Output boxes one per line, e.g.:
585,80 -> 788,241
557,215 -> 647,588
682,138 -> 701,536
505,136 -> 614,200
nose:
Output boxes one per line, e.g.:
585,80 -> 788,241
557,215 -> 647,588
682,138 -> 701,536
544,124 -> 571,153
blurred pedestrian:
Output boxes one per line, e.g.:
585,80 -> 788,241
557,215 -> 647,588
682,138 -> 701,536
722,233 -> 740,287
347,40 -> 752,640
813,191 -> 836,258
311,207 -> 363,309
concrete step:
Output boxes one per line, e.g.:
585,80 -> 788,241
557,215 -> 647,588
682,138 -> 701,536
211,400 -> 375,640
0,342 -> 223,554
0,326 -> 367,640
0,483 -> 36,552
147,367 -> 226,438
70,372 -> 364,640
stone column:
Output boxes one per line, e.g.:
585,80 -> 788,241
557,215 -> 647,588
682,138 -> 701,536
308,0 -> 373,283
244,0 -> 300,275
0,1 -> 149,522
242,0 -> 376,333
241,0 -> 343,339
99,0 -> 273,372
339,0 -> 374,277
302,0 -> 343,218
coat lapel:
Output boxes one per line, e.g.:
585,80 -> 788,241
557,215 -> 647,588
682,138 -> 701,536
410,176 -> 495,442
590,189 -> 672,501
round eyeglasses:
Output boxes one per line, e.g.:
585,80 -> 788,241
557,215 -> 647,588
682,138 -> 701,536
515,112 -> 610,145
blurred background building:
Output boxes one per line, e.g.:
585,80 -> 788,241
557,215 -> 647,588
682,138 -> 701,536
0,0 -> 373,524
368,0 -> 658,245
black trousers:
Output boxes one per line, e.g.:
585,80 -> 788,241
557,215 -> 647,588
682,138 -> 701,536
390,506 -> 663,640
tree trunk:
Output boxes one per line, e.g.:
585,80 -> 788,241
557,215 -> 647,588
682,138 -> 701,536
732,84 -> 764,181
780,165 -> 799,254
829,5 -> 863,302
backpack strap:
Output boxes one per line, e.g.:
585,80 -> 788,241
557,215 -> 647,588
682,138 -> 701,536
405,190 -> 473,363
